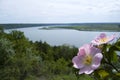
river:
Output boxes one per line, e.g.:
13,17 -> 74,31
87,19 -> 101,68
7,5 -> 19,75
5,27 -> 120,47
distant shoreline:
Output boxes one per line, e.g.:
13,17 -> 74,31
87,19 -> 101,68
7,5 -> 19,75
39,26 -> 120,32
1,23 -> 120,32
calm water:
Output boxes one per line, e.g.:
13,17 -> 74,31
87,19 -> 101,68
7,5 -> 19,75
5,27 -> 120,47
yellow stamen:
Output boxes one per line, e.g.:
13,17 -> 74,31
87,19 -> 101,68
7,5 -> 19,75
84,55 -> 92,65
99,37 -> 108,43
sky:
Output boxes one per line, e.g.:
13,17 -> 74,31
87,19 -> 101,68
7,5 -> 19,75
0,0 -> 120,23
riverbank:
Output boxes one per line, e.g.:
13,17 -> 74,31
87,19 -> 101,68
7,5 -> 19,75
39,25 -> 120,32
1,23 -> 120,31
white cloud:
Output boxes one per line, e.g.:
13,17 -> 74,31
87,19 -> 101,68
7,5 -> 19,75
0,0 -> 120,23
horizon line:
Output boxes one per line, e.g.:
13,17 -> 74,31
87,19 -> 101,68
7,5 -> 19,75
0,22 -> 120,24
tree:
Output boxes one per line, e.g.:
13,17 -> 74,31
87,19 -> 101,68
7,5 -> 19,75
0,30 -> 42,80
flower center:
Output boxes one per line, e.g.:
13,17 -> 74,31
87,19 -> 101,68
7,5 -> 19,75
99,37 -> 108,43
84,55 -> 92,65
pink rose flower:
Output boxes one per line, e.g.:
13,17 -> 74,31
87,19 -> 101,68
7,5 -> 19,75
91,33 -> 116,45
72,44 -> 103,74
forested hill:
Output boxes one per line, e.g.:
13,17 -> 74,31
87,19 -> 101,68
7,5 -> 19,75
0,23 -> 120,29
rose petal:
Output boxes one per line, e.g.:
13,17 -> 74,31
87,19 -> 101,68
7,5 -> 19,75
79,66 -> 94,74
91,40 -> 100,45
91,53 -> 103,69
108,34 -> 116,42
83,44 -> 91,54
78,48 -> 86,56
99,33 -> 106,38
72,56 -> 85,69
85,69 -> 94,74
90,46 -> 101,56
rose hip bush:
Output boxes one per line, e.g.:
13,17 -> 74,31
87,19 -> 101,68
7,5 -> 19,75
72,33 -> 120,80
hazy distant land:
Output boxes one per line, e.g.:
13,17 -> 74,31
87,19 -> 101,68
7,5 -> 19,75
0,23 -> 120,31
44,25 -> 120,32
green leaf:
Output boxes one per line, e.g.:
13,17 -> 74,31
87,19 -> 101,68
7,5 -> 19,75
114,45 -> 120,51
116,73 -> 120,76
98,70 -> 109,79
112,51 -> 118,63
78,74 -> 94,80
106,45 -> 119,63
